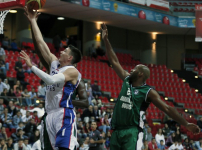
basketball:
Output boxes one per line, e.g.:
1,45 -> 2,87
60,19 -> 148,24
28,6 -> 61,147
26,0 -> 46,10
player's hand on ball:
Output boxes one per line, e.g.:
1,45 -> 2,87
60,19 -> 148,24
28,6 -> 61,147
185,123 -> 200,134
101,23 -> 108,40
20,51 -> 33,68
24,5 -> 38,21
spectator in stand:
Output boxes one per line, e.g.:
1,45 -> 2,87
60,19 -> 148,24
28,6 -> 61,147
81,105 -> 95,123
144,122 -> 150,133
16,68 -> 27,86
29,129 -> 40,145
21,88 -> 31,106
13,81 -> 21,92
23,139 -> 31,150
17,122 -> 25,131
53,34 -> 61,52
2,37 -> 10,50
142,140 -> 148,150
79,137 -> 89,150
195,138 -> 202,150
77,121 -> 87,139
0,126 -> 8,140
166,132 -> 175,147
89,121 -> 104,150
20,106 -> 26,116
10,39 -> 18,51
100,131 -> 107,150
8,88 -> 15,98
145,127 -> 153,142
177,140 -> 183,150
0,99 -> 4,114
31,139 -> 41,150
158,140 -> 166,150
102,108 -> 111,119
0,138 -> 7,150
15,57 -> 22,71
183,138 -> 191,149
14,87 -> 22,105
99,114 -> 111,133
93,105 -> 101,122
1,88 -> 9,104
175,130 -> 181,142
89,43 -> 97,58
30,53 -> 39,66
28,103 -> 44,118
11,129 -> 28,143
197,117 -> 202,131
13,110 -> 22,129
148,138 -> 158,150
0,56 -> 6,76
28,88 -> 37,106
14,139 -> 27,150
4,79 -> 10,91
32,111 -> 39,125
23,118 -> 37,137
105,131 -> 111,148
76,112 -> 81,123
91,81 -> 102,97
7,101 -> 17,117
84,122 -> 91,135
155,128 -> 165,146
7,138 -> 14,150
0,44 -> 5,61
189,139 -> 195,150
21,111 -> 32,124
37,83 -> 46,99
1,107 -> 14,129
169,140 -> 178,150
0,78 -> 7,94
91,95 -> 103,108
162,123 -> 170,137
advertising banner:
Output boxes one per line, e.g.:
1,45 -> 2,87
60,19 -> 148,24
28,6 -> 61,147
195,4 -> 202,42
146,0 -> 169,12
128,0 -> 145,6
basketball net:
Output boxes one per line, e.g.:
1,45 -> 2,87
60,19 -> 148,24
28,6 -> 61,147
0,10 -> 9,34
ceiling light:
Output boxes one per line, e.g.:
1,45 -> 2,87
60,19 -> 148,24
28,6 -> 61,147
190,115 -> 192,118
182,79 -> 186,82
96,21 -> 102,24
98,32 -> 101,34
57,17 -> 65,20
9,10 -> 17,13
171,70 -> 174,73
195,76 -> 198,78
195,89 -> 198,92
185,109 -> 188,112
165,97 -> 168,100
36,100 -> 40,103
110,98 -> 114,101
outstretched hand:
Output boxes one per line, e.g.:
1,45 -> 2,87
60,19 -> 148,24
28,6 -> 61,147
20,51 -> 33,68
101,23 -> 108,40
24,5 -> 41,21
185,123 -> 200,134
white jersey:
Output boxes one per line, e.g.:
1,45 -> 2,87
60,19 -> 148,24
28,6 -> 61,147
45,61 -> 81,113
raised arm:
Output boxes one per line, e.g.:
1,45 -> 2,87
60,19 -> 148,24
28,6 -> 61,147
24,6 -> 57,65
72,80 -> 89,108
148,89 -> 200,134
101,23 -> 130,81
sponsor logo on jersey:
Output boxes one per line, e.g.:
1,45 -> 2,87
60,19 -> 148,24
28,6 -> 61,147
134,90 -> 139,95
127,88 -> 131,96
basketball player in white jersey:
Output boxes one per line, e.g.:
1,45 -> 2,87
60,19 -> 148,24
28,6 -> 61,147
24,6 -> 83,150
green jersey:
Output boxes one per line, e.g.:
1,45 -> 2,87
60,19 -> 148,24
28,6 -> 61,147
111,76 -> 152,130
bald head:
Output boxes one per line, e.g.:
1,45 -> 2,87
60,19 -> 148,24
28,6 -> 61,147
136,65 -> 150,82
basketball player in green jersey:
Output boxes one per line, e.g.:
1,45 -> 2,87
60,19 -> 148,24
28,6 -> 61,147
28,11 -> 89,150
101,23 -> 200,150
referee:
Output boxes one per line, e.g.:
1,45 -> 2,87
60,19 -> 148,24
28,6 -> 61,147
89,121 -> 104,150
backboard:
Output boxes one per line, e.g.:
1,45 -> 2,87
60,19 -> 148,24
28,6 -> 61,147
0,0 -> 26,11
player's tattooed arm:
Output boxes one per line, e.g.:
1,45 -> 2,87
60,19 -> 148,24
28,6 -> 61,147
72,80 -> 89,108
101,23 -> 130,81
148,89 -> 200,134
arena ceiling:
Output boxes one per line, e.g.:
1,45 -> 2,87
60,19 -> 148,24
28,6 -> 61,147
40,0 -> 195,35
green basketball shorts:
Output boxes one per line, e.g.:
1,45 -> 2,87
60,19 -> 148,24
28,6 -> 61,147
110,127 -> 144,150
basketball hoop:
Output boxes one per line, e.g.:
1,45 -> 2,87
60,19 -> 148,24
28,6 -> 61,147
0,10 -> 9,34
